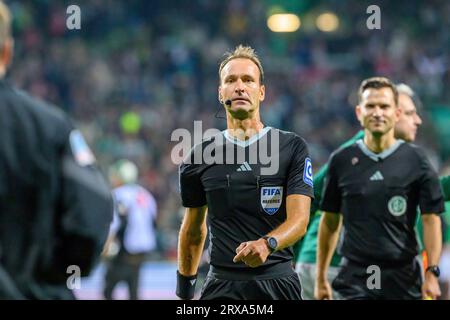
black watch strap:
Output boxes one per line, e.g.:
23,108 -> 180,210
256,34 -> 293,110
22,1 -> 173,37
426,265 -> 440,278
262,236 -> 277,253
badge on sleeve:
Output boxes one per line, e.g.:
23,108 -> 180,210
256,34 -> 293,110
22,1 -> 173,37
261,186 -> 283,215
303,157 -> 313,187
69,130 -> 96,166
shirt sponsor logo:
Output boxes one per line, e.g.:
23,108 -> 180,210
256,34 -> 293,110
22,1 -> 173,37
261,186 -> 283,215
303,157 -> 313,187
388,195 -> 407,216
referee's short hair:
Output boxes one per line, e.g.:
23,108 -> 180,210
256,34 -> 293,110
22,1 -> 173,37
0,1 -> 11,48
218,45 -> 264,84
358,76 -> 399,106
396,83 -> 423,111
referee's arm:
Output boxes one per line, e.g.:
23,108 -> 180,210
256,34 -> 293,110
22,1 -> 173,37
422,214 -> 442,269
178,206 -> 208,277
236,194 -> 311,263
315,152 -> 342,299
233,194 -> 311,267
418,152 -> 445,299
421,213 -> 442,299
315,211 -> 342,300
267,194 -> 311,249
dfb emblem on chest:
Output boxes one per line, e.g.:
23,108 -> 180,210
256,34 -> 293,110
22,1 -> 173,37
261,187 -> 283,215
388,195 -> 407,216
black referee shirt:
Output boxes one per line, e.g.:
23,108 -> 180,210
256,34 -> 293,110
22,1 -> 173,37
179,127 -> 314,274
321,139 -> 445,265
0,80 -> 112,299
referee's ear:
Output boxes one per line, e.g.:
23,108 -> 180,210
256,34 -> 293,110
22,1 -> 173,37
0,37 -> 13,72
355,104 -> 363,125
259,84 -> 265,102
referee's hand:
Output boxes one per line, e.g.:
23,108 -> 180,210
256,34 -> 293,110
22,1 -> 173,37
422,272 -> 441,300
233,239 -> 270,268
315,278 -> 333,300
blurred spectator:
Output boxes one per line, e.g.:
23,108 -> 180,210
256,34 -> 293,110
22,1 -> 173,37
103,160 -> 158,300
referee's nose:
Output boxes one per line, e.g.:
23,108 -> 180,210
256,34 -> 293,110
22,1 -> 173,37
414,112 -> 422,126
234,78 -> 246,94
372,105 -> 383,117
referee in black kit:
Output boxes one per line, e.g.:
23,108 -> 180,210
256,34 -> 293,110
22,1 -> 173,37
176,45 -> 313,300
316,77 -> 444,300
0,2 -> 112,299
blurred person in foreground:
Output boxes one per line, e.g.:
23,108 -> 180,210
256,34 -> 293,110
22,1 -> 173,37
177,45 -> 313,300
315,77 -> 445,300
0,1 -> 113,299
103,160 -> 158,300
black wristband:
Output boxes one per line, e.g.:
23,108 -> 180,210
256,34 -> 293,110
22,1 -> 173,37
176,271 -> 197,300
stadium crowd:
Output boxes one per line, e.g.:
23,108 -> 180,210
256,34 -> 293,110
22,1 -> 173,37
5,0 -> 450,273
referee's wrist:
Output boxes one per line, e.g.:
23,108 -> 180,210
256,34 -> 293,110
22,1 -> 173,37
316,271 -> 328,282
176,271 -> 198,300
262,236 -> 278,254
178,270 -> 196,278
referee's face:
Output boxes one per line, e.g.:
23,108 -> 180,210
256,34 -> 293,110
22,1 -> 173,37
356,87 -> 400,137
394,93 -> 422,142
219,58 -> 265,120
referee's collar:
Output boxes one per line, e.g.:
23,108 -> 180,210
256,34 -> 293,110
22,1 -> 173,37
222,126 -> 272,147
356,139 -> 405,162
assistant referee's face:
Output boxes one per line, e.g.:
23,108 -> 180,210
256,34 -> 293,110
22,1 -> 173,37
356,87 -> 400,136
218,58 -> 265,120
394,93 -> 423,142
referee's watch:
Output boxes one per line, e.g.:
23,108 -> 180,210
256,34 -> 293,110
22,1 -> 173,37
262,236 -> 278,253
426,265 -> 440,278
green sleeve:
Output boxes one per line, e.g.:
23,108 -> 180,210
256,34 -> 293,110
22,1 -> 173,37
310,130 -> 364,214
295,130 -> 365,261
310,164 -> 328,214
440,175 -> 450,201
443,202 -> 450,244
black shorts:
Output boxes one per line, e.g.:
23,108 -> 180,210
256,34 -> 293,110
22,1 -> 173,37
200,266 -> 302,300
332,257 -> 423,300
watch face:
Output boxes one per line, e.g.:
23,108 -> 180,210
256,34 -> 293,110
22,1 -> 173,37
268,237 -> 277,250
428,266 -> 440,277
432,267 -> 440,277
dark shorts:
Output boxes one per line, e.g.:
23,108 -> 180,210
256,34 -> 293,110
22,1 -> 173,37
332,257 -> 423,300
200,265 -> 302,300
